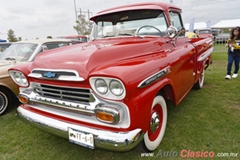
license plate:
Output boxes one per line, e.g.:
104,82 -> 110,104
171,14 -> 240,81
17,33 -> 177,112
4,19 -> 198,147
68,127 -> 94,149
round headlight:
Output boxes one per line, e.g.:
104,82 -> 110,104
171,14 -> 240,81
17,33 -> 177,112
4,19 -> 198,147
14,72 -> 21,83
20,73 -> 28,85
95,79 -> 108,94
9,70 -> 29,87
109,80 -> 124,96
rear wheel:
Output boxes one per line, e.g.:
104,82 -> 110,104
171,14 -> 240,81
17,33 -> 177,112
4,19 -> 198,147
138,95 -> 167,152
0,88 -> 11,115
193,69 -> 205,89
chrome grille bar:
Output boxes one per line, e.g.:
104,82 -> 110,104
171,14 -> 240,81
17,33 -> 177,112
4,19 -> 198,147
34,84 -> 95,103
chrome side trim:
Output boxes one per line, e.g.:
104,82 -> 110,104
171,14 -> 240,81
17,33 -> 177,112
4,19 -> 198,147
138,66 -> 170,88
198,47 -> 214,62
17,106 -> 144,152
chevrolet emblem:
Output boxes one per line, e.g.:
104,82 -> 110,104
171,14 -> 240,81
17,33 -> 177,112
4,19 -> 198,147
43,72 -> 56,78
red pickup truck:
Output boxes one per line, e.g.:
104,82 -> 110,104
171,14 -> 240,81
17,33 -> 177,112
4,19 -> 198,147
9,2 -> 213,152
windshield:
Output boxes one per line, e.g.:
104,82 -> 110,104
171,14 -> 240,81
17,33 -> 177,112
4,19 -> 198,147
198,30 -> 212,34
0,43 -> 38,62
64,36 -> 87,42
89,10 -> 167,40
0,43 -> 12,53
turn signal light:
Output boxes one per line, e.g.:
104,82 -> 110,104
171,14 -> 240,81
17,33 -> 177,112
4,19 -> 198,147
18,95 -> 29,104
96,112 -> 114,123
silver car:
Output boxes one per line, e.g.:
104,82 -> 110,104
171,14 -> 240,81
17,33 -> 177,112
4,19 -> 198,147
215,33 -> 230,44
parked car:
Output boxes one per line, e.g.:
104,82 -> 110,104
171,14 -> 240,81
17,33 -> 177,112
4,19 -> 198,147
186,32 -> 199,38
58,35 -> 88,42
215,33 -> 229,44
0,42 -> 12,54
10,2 -> 213,152
0,39 -> 76,115
195,28 -> 214,40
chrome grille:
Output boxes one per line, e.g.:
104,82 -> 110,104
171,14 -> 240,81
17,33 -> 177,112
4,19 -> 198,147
35,84 -> 95,103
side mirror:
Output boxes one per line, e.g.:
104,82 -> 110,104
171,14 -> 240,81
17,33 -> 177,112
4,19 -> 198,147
167,26 -> 178,38
42,45 -> 49,51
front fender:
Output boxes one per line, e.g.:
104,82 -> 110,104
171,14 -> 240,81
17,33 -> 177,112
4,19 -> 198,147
0,76 -> 18,95
124,77 -> 175,132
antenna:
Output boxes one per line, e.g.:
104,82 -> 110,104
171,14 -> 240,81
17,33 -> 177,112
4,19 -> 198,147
180,0 -> 183,7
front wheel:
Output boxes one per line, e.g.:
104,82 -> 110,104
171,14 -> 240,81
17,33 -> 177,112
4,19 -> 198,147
0,88 -> 11,115
138,95 -> 167,152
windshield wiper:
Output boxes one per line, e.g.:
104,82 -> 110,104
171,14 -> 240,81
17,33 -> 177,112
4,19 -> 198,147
118,33 -> 133,36
5,57 -> 16,61
101,35 -> 115,38
101,33 -> 133,38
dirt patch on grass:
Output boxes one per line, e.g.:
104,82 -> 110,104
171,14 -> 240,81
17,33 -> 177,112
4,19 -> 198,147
230,105 -> 240,110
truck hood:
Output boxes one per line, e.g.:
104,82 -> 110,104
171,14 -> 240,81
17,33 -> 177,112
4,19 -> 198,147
30,37 -> 166,79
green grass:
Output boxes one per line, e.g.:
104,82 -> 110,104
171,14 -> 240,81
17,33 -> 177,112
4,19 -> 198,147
1,45 -> 239,160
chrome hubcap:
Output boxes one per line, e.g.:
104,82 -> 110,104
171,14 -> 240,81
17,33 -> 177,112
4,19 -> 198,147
150,112 -> 160,133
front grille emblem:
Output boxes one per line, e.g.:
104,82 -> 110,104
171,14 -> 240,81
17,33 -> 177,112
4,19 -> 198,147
43,72 -> 56,78
29,69 -> 85,81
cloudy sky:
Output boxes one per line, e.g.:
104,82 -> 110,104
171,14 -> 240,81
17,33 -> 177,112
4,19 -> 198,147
0,0 -> 238,40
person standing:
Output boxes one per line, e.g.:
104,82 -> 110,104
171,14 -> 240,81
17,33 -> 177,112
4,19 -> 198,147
225,27 -> 240,79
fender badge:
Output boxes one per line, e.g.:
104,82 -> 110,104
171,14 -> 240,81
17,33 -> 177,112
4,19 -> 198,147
138,66 -> 170,88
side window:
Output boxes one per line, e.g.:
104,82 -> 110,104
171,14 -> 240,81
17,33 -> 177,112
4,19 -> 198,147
45,43 -> 59,49
169,11 -> 185,36
44,42 -> 69,50
169,11 -> 183,29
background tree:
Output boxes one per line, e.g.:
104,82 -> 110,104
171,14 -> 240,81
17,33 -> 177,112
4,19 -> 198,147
73,14 -> 92,35
47,36 -> 52,39
7,29 -> 18,42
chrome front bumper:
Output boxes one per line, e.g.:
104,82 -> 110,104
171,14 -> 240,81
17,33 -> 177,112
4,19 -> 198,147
16,106 -> 144,152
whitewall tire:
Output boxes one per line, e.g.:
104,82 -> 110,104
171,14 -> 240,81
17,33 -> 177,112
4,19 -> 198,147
0,89 -> 10,115
143,95 -> 167,151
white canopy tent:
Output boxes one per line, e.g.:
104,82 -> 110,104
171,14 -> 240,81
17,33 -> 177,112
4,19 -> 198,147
211,19 -> 240,29
184,22 -> 208,31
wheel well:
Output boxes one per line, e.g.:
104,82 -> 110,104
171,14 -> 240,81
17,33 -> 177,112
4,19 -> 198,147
157,85 -> 174,102
0,85 -> 19,114
204,58 -> 212,70
0,85 -> 16,99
